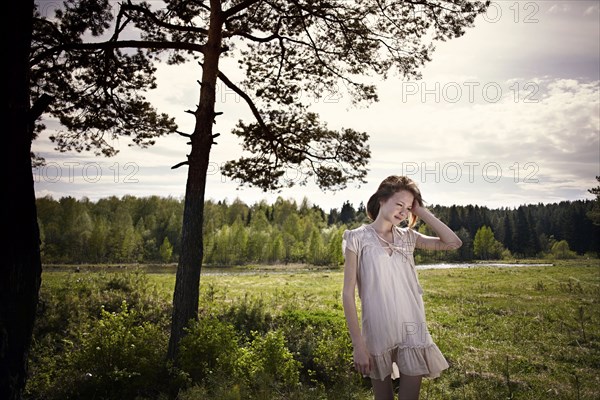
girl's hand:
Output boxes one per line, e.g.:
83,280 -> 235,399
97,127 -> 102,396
411,198 -> 425,218
353,345 -> 372,376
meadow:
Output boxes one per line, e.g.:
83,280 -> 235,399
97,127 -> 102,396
27,260 -> 600,400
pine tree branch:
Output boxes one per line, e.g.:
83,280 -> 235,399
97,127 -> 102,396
121,2 -> 209,35
216,70 -> 270,134
223,0 -> 262,18
31,40 -> 206,66
29,94 -> 54,123
216,70 -> 343,164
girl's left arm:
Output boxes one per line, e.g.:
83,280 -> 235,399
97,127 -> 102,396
412,203 -> 462,251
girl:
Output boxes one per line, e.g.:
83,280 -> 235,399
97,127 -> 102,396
342,175 -> 462,400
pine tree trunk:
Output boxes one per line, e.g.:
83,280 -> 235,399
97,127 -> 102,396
1,1 -> 43,399
167,0 -> 223,360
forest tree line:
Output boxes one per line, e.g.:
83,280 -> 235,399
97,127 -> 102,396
36,195 -> 599,265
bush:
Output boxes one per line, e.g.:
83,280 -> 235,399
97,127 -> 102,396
312,328 -> 354,387
236,330 -> 301,394
178,317 -> 242,385
27,271 -> 370,400
63,301 -> 168,399
219,295 -> 273,340
551,240 -> 577,259
26,272 -> 172,400
276,309 -> 347,384
275,309 -> 362,395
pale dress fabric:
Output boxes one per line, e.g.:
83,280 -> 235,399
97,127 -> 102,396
343,224 -> 449,381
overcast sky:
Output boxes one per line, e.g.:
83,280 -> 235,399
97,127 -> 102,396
32,1 -> 600,211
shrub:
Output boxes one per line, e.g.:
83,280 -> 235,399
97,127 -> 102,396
312,328 -> 354,387
236,330 -> 301,393
276,309 -> 347,383
177,316 -> 242,385
220,295 -> 273,340
551,240 -> 577,259
26,272 -> 171,400
63,301 -> 168,399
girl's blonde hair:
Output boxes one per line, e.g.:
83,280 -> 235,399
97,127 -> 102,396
366,175 -> 424,228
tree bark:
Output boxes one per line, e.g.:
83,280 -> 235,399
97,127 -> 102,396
167,0 -> 223,360
1,1 -> 43,399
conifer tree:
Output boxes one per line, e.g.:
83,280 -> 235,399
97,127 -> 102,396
340,201 -> 356,225
587,176 -> 600,226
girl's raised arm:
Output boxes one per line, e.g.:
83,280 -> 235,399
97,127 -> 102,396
412,202 -> 462,251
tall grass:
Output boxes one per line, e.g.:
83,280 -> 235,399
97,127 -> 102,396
27,260 -> 599,399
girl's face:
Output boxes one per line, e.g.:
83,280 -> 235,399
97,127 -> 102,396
379,190 -> 414,225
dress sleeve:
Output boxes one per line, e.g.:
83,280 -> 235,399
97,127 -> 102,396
342,229 -> 359,256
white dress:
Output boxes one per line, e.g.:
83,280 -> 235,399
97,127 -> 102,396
343,225 -> 449,381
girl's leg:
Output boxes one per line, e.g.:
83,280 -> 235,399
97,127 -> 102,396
397,375 -> 422,400
371,376 -> 394,400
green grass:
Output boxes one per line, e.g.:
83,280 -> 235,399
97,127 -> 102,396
38,260 -> 600,399
418,261 -> 600,399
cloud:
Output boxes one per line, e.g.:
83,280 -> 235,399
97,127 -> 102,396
32,75 -> 599,210
30,2 -> 599,211
315,76 -> 598,207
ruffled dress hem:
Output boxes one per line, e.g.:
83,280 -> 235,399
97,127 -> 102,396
368,343 -> 449,381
